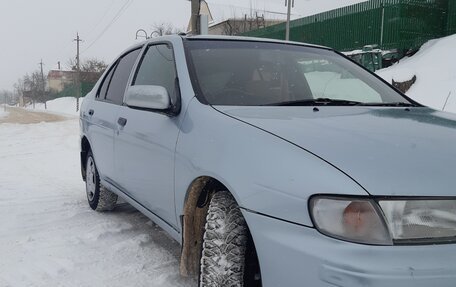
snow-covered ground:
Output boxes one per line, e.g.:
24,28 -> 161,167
26,97 -> 83,117
0,109 -> 195,287
377,34 -> 456,113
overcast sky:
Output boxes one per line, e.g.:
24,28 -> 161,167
0,0 -> 366,91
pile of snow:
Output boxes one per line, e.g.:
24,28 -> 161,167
0,117 -> 195,287
377,34 -> 456,113
26,97 -> 83,117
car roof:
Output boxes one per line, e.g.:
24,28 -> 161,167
182,34 -> 330,49
125,34 -> 332,55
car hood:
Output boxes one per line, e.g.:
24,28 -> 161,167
216,106 -> 456,197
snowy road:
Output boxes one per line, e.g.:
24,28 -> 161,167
0,108 -> 196,287
0,107 -> 65,124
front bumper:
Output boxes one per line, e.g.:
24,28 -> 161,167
242,210 -> 456,287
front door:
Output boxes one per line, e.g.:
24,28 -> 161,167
114,43 -> 181,228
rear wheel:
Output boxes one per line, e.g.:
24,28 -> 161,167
199,191 -> 261,287
85,151 -> 117,211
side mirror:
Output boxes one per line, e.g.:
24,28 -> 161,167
125,85 -> 171,110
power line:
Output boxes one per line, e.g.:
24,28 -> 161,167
85,0 -> 117,40
51,0 -> 116,68
81,0 -> 134,55
82,0 -> 133,54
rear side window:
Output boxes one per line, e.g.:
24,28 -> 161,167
97,64 -> 116,100
133,44 -> 177,103
105,48 -> 141,105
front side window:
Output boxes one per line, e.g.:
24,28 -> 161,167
185,40 -> 414,107
105,48 -> 141,105
133,44 -> 177,103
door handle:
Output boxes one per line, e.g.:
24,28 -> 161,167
88,109 -> 94,116
117,117 -> 127,127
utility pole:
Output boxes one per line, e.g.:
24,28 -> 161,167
380,4 -> 385,48
74,32 -> 82,73
190,0 -> 201,35
74,32 -> 83,112
39,59 -> 47,109
39,59 -> 44,78
285,0 -> 294,41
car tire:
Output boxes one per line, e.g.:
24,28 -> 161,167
199,191 -> 249,287
85,151 -> 117,211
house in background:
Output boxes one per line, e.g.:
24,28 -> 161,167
47,70 -> 102,96
190,0 -> 284,36
209,15 -> 283,36
47,70 -> 75,93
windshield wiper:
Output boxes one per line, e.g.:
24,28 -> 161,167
356,102 -> 417,107
264,98 -> 418,107
265,98 -> 363,106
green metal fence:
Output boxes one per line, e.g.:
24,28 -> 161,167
244,0 -> 451,52
51,82 -> 95,99
448,0 -> 456,34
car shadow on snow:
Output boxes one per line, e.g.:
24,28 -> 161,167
98,200 -> 197,287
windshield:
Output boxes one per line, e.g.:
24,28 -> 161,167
185,40 -> 413,106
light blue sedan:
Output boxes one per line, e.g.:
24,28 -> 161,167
80,35 -> 456,287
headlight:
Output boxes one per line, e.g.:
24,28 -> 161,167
379,199 -> 456,244
310,196 -> 456,245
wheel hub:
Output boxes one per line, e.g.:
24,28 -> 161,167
86,157 -> 96,201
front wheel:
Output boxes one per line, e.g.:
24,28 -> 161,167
85,151 -> 117,211
199,191 -> 260,286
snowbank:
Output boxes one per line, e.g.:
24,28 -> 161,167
26,97 -> 83,117
377,34 -> 456,113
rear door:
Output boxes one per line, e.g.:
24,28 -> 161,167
114,43 -> 181,228
86,48 -> 141,182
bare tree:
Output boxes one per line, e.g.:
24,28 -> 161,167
66,57 -> 108,92
151,22 -> 183,37
0,90 -> 15,105
81,58 -> 108,73
67,58 -> 107,73
13,78 -> 25,104
14,71 -> 47,106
